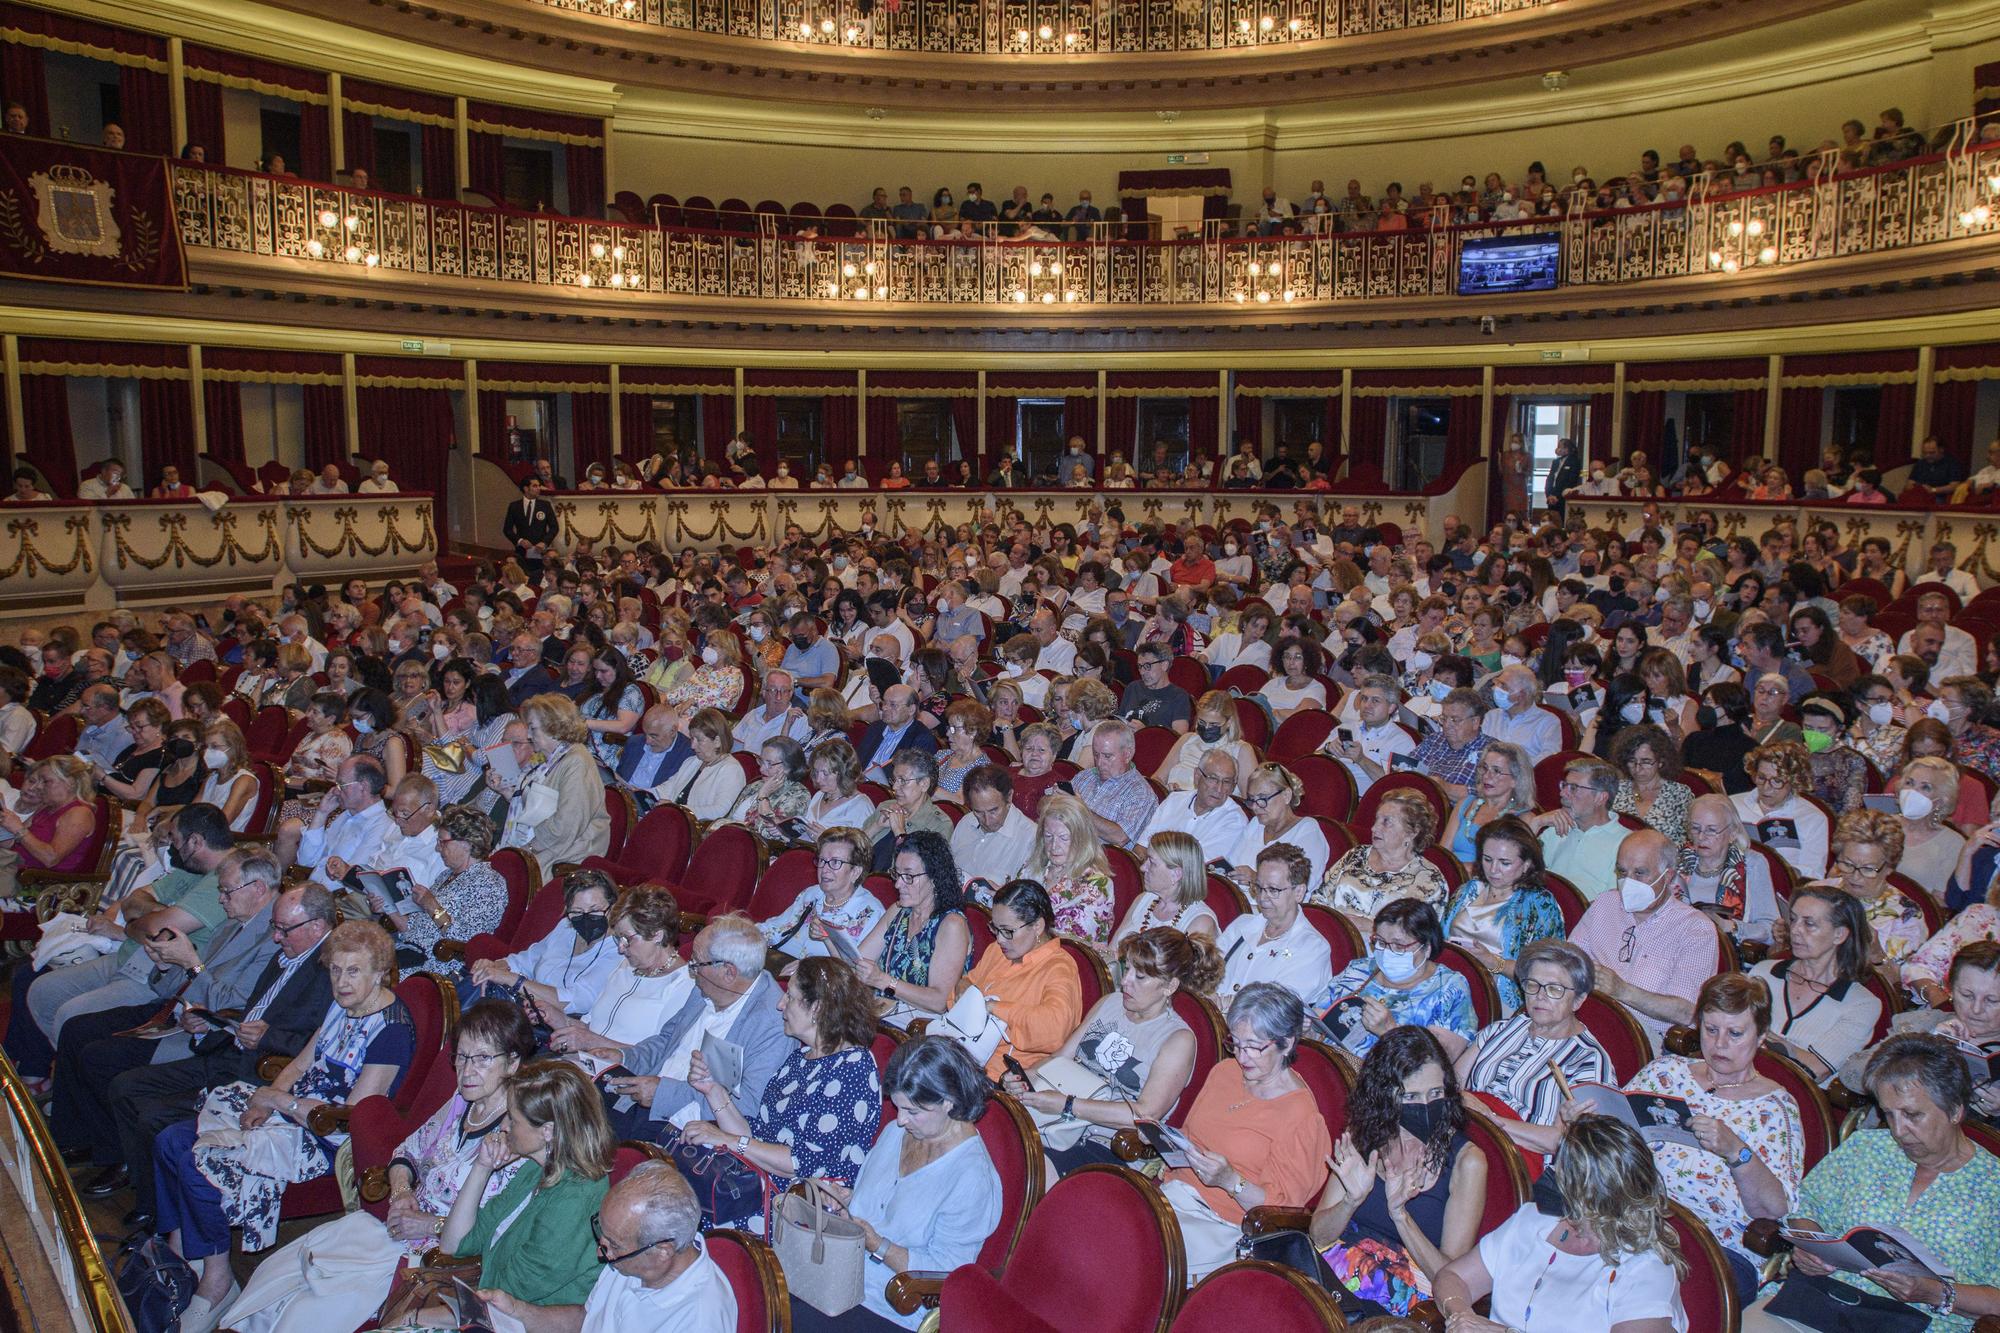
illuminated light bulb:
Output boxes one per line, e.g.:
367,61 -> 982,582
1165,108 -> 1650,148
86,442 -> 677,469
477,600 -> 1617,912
1012,289 -> 1028,303
579,272 -> 593,286
1960,211 -> 1975,227
798,19 -> 813,33
343,245 -> 360,262
1758,247 -> 1776,263
1247,261 -> 1262,276
1708,250 -> 1724,265
591,242 -> 607,259
1745,218 -> 1764,236
1041,291 -> 1056,303
875,285 -> 887,298
1282,289 -> 1296,302
363,252 -> 379,267
1029,261 -> 1043,276
844,26 -> 860,40
1974,206 -> 1993,224
1049,260 -> 1062,274
1015,28 -> 1029,41
1989,174 -> 2000,191
1721,258 -> 1740,273
1255,289 -> 1271,302
1727,220 -> 1743,236
825,282 -> 840,296
620,0 -> 634,10
863,261 -> 876,275
842,262 -> 857,277
1286,16 -> 1300,29
1258,14 -> 1274,29
609,272 -> 624,286
1232,291 -> 1247,303
344,215 -> 359,230
1037,23 -> 1052,37
319,209 -> 338,227
851,287 -> 867,299
611,244 -> 626,260
820,16 -> 834,29
1236,18 -> 1250,30
306,239 -> 324,256
1063,31 -> 1078,44
1063,290 -> 1078,302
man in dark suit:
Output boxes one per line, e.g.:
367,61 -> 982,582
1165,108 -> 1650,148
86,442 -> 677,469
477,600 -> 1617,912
853,684 -> 937,784
987,456 -> 1025,490
1544,436 -> 1583,520
502,477 -> 558,574
502,631 -> 558,707
98,883 -> 337,1228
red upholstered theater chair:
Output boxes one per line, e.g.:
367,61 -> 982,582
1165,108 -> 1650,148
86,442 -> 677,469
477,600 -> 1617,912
1576,992 -> 1654,1083
1533,750 -> 1594,812
1456,1100 -> 1534,1235
1203,873 -> 1247,931
1231,698 -> 1271,750
705,1229 -> 791,1333
884,1090 -> 1047,1318
1213,665 -> 1270,697
1168,656 -> 1209,700
1541,871 -> 1590,932
352,1031 -> 469,1221
1166,990 -> 1227,1125
445,871 -> 569,972
931,1163 -> 1183,1333
220,695 -> 252,730
1058,936 -> 1113,1015
742,846 -> 818,925
1171,1258 -> 1345,1332
1282,754 -> 1355,822
674,823 -> 769,919
21,711 -> 78,762
576,801 -> 693,887
1438,943 -> 1503,1028
870,1023 -> 905,1131
242,705 -> 293,764
1133,726 -> 1178,777
272,972 -> 458,1221
1103,842 -> 1144,927
601,786 -> 636,864
1353,771 -> 1451,839
1301,904 -> 1364,974
1267,711 -> 1335,763
1668,1197 -> 1743,1333
179,659 -> 217,685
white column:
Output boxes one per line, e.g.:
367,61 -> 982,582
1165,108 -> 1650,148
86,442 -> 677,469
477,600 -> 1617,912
342,353 -> 360,456
328,72 -> 344,175
1763,355 -> 1783,462
4,335 -> 23,472
168,39 -> 186,156
1914,346 -> 1937,453
188,345 -> 207,459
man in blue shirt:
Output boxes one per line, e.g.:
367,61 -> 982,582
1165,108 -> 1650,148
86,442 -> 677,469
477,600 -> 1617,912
932,579 -> 985,647
1055,438 -> 1094,483
855,686 -> 935,783
779,613 -> 840,693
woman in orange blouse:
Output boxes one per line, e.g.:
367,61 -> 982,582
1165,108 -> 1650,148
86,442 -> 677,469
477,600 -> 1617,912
1159,981 -> 1334,1280
961,880 -> 1082,1080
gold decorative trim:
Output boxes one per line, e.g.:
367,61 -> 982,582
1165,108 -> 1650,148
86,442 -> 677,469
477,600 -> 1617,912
1777,371 -> 1920,387
863,385 -> 978,398
288,504 -> 435,559
20,360 -> 186,380
464,118 -> 601,147
1351,383 -> 1481,397
0,25 -> 166,72
982,385 -> 1097,397
557,498 -> 659,545
105,508 -> 280,571
1103,386 -> 1222,397
618,381 -> 733,395
1233,385 -> 1341,397
1487,381 -> 1614,395
1935,367 -> 2000,383
200,368 -> 342,385
742,385 -> 855,397
662,498 -> 766,544
479,379 -> 609,393
0,515 -> 93,578
340,98 -> 454,130
1624,377 -> 1767,391
354,374 -> 463,390
183,67 -> 328,105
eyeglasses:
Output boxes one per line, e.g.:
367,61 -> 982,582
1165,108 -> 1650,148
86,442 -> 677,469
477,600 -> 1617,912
1227,1036 -> 1277,1057
1519,980 -> 1574,1000
1833,856 -> 1888,877
990,921 -> 1028,941
591,1212 -> 672,1266
1244,790 -> 1281,809
891,869 -> 927,884
452,1051 -> 507,1068
816,857 -> 854,871
1557,780 -> 1603,796
272,918 -> 315,938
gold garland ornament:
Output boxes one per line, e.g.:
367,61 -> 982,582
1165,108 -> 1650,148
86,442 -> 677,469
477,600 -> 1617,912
0,516 -> 93,578
107,510 -> 280,571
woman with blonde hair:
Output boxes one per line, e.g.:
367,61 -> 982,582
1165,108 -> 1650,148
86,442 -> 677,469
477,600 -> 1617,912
802,687 -> 852,751
1112,830 -> 1219,946
803,737 -> 874,836
506,694 -> 610,867
1223,761 -> 1332,889
1058,677 -> 1118,762
1438,741 -> 1534,866
1823,808 -> 1926,971
1026,792 -> 1116,948
1730,739 -> 1829,879
663,627 -> 744,714
0,755 -> 97,897
1893,754 -> 1965,899
653,707 -> 746,822
1156,690 -> 1258,794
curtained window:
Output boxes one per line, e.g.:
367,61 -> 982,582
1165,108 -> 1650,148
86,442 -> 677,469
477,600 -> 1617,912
1392,398 -> 1451,490
1135,399 -> 1190,471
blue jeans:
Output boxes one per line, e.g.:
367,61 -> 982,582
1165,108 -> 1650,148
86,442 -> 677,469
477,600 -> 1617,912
152,1118 -> 233,1260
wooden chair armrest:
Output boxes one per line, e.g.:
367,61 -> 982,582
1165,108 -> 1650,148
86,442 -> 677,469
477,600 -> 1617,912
1743,1218 -> 1791,1257
256,1053 -> 289,1082
1663,1024 -> 1700,1057
358,1164 -> 394,1204
1970,1318 -> 2000,1333
432,939 -> 466,962
904,1018 -> 930,1039
1824,1080 -> 1866,1113
1404,1300 -> 1445,1333
420,1250 -> 482,1276
307,1102 -> 353,1137
550,862 -> 581,879
1238,1206 -> 1313,1239
1109,1128 -> 1151,1161
17,869 -> 112,891
884,1271 -> 951,1315
1737,939 -> 1772,968
234,832 -> 278,846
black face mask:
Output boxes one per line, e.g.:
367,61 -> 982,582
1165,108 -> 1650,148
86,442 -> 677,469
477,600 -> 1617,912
1695,705 -> 1719,730
1607,576 -> 1626,594
1398,1099 -> 1451,1146
568,911 -> 609,945
791,633 -> 812,650
165,736 -> 195,760
1533,1159 -> 1569,1217
1579,564 -> 1598,578
1197,723 -> 1223,743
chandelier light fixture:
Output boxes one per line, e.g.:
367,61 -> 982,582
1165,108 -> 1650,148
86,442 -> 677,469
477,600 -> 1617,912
578,237 -> 636,288
1706,214 -> 1775,274
305,205 -> 377,267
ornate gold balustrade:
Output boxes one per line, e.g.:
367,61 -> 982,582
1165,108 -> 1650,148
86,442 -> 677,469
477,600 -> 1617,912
167,136 -> 2000,310
541,481 -> 1473,554
530,0 -> 1558,55
1568,497 -> 2000,588
0,1052 -> 130,1333
0,495 -> 437,617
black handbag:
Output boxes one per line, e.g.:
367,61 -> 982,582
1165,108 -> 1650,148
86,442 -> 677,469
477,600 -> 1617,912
111,1232 -> 195,1333
1764,1273 -> 1932,1333
657,1125 -> 773,1229
1235,1229 -> 1372,1320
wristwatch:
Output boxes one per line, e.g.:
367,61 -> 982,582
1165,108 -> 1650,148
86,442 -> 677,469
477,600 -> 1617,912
735,1134 -> 750,1151
1060,1095 -> 1077,1123
1932,1277 -> 1957,1316
1730,1145 -> 1754,1168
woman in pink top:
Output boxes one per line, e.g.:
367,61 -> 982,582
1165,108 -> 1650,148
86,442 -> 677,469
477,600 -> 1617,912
0,756 -> 97,897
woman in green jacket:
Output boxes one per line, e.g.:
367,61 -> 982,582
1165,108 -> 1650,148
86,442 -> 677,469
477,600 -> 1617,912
433,1060 -> 614,1314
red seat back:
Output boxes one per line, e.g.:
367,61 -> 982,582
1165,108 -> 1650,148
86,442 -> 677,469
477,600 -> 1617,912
1459,1102 -> 1533,1237
179,660 -> 217,685
973,1090 -> 1045,1271
242,704 -> 289,758
1282,754 -> 1355,821
1533,750 -> 1594,812
1354,771 -> 1451,840
1231,698 -> 1270,749
1301,904 -> 1363,973
1213,665 -> 1270,696
1542,872 -> 1590,932
871,1025 -> 903,1131
620,804 -> 695,882
602,787 -> 636,863
1267,711 -> 1335,763
1056,937 -> 1110,1017
678,824 -> 767,917
1577,992 -> 1654,1083
704,1230 -> 788,1333
961,901 -> 996,959
392,973 -> 452,1112
24,713 -> 78,762
513,878 -> 570,948
1102,843 -> 1143,929
1132,726 -> 1178,777
743,847 -> 819,922
1667,1198 -> 1742,1333
1438,943 -> 1503,1027
1203,873 -> 1246,932
489,848 -> 542,942
1291,1039 -> 1352,1140
1168,990 -> 1226,1126
349,1047 -> 458,1222
1171,1259 -> 1344,1331
1755,1045 -> 1834,1171
246,762 -> 282,835
1167,656 -> 1208,700
220,696 -> 252,729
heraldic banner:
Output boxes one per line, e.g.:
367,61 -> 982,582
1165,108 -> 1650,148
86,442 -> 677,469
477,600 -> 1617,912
0,136 -> 186,290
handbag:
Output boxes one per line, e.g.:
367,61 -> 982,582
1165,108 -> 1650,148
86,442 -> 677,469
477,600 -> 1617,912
657,1124 -> 773,1228
1019,1055 -> 1114,1152
770,1180 -> 868,1316
1764,1273 -> 1931,1333
111,1232 -> 195,1333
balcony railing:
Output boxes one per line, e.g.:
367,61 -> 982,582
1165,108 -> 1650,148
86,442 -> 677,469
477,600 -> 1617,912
532,0 -> 1560,56
168,130 -> 2000,310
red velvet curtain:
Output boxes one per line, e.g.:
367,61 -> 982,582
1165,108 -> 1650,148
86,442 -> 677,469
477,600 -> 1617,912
1626,390 -> 1665,462
1730,388 -> 1767,466
1587,392 -> 1614,466
1442,394 -> 1482,480
1778,386 -> 1823,483
950,397 -> 979,476
823,395 -> 858,479
476,390 -> 509,460
573,393 -> 611,475
619,392 -> 652,462
1233,394 -> 1259,454
861,396 -> 896,480
1346,396 -> 1389,484
1876,381 -> 1916,458
357,385 -> 452,532
421,123 -> 456,201
1099,397 -> 1135,475
19,374 -> 74,496
117,66 -> 169,154
297,101 -> 331,182
1064,396 -> 1096,461
740,396 -> 775,475
1,43 -> 46,137
1188,396 -> 1218,472
700,393 -> 734,465
138,378 -> 195,480
566,143 -> 604,219
342,109 -> 374,176
1323,397 -> 1344,479
184,79 -> 223,160
302,383 -> 344,469
467,131 -> 505,203
202,380 -> 244,465
1932,380 -> 1981,456
984,395 -> 1017,480
1487,393 -> 1512,525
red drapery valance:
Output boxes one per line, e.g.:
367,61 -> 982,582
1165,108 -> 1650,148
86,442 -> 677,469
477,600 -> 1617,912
340,79 -> 454,124
1936,343 -> 2000,380
477,362 -> 610,391
0,2 -> 164,65
183,45 -> 326,100
986,372 -> 1096,396
1235,371 -> 1343,395
20,339 -> 183,373
200,348 -> 341,381
1780,350 -> 1919,384
744,369 -> 854,394
1116,168 -> 1231,196
1352,368 -> 1481,396
1105,371 -> 1220,397
1623,357 -> 1768,391
465,101 -> 601,145
1492,365 -> 1616,391
866,371 -> 977,396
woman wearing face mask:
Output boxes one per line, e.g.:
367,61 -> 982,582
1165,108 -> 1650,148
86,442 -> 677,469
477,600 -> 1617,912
462,869 -> 621,1018
1889,755 -> 1965,898
1302,1026 -> 1488,1319
540,884 -> 693,1058
1793,693 -> 1866,816
1440,817 -> 1567,1015
1847,942 -> 2000,1125
1155,690 -> 1256,795
1744,885 -> 1880,1086
191,720 -> 259,831
662,628 -> 744,713
741,607 -> 784,675
1209,531 -> 1254,590
1317,900 -> 1474,1060
1579,671 -> 1650,760
1843,672 -> 1908,776
1679,681 -> 1758,793
1812,810 -> 1926,973
347,687 -> 410,789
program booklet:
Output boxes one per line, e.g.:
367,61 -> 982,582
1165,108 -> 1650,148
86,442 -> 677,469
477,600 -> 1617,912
1955,1038 -> 2000,1086
1779,1222 -> 1954,1282
812,913 -> 862,964
1568,1080 -> 1700,1149
348,867 -> 419,917
700,1031 -> 745,1092
1137,1119 -> 1198,1170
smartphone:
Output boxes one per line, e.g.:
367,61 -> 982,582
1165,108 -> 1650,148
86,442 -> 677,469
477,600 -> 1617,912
1000,1053 -> 1029,1085
1336,727 -> 1354,747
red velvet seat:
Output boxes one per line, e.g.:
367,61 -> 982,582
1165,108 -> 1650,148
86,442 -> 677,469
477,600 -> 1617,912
961,900 -> 995,959
350,1033 -> 463,1221
1577,992 -> 1654,1082
487,847 -> 543,943
674,823 -> 767,917
242,704 -> 291,763
1438,943 -> 1503,1027
1230,698 -> 1271,750
22,712 -> 78,762
220,696 -> 252,729
602,786 -> 636,863
1168,990 -> 1227,1126
1057,936 -> 1111,1016
1292,1037 -> 1353,1130
1459,1101 -> 1533,1235
1171,1260 -> 1344,1331
1532,749 -> 1595,811
1353,770 -> 1451,839
937,1163 -> 1180,1333
1756,1044 -> 1835,1171
705,1229 -> 789,1333
179,660 -> 217,685
244,762 -> 283,835
578,802 -> 693,887
1267,711 -> 1335,763
1167,656 -> 1208,700
1667,1197 -> 1742,1333
1203,873 -> 1246,931
1541,871 -> 1590,932
1103,843 -> 1143,929
1281,754 -> 1355,822
1212,664 -> 1270,696
1132,726 -> 1178,777
1301,904 -> 1364,973
742,846 -> 818,922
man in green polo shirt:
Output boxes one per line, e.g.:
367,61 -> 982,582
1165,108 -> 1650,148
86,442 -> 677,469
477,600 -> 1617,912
23,802 -> 234,1049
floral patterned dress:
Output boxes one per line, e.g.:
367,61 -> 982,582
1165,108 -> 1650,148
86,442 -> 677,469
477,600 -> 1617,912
1045,867 -> 1115,950
1623,1055 -> 1803,1261
1314,847 -> 1448,920
390,1093 -> 521,1254
1857,886 -> 1929,967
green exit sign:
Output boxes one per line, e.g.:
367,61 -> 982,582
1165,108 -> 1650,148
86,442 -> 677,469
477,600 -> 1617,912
400,338 -> 425,353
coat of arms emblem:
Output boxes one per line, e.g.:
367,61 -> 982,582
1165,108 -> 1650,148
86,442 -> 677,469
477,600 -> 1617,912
29,162 -> 122,258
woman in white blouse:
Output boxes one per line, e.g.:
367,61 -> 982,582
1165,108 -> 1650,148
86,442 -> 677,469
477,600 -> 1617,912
803,737 -> 875,836
1262,635 -> 1329,723
1745,885 -> 1882,1085
758,826 -> 887,961
652,707 -> 747,823
1215,843 -> 1333,1006
1111,830 -> 1220,948
1202,602 -> 1274,672
1223,763 -> 1332,890
541,884 -> 694,1053
1728,740 -> 1830,880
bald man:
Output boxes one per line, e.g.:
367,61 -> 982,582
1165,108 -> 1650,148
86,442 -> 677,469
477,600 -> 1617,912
1566,828 -> 1717,1047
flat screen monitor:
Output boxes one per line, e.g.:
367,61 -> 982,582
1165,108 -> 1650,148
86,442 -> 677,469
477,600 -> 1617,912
1458,233 -> 1562,294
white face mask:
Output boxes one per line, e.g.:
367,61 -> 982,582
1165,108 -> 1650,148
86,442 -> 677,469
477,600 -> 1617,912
1619,698 -> 1647,724
1409,651 -> 1435,673
1654,585 -> 1672,603
1898,787 -> 1935,820
1374,946 -> 1419,982
1491,686 -> 1514,710
702,645 -> 719,666
202,747 -> 229,771
432,642 -> 450,660
748,625 -> 766,642
386,639 -> 403,654
353,718 -> 374,736
1619,868 -> 1663,912
1500,653 -> 1524,669
1867,701 -> 1895,727
1693,599 -> 1712,620
1926,699 -> 1953,725
1223,543 -> 1239,556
